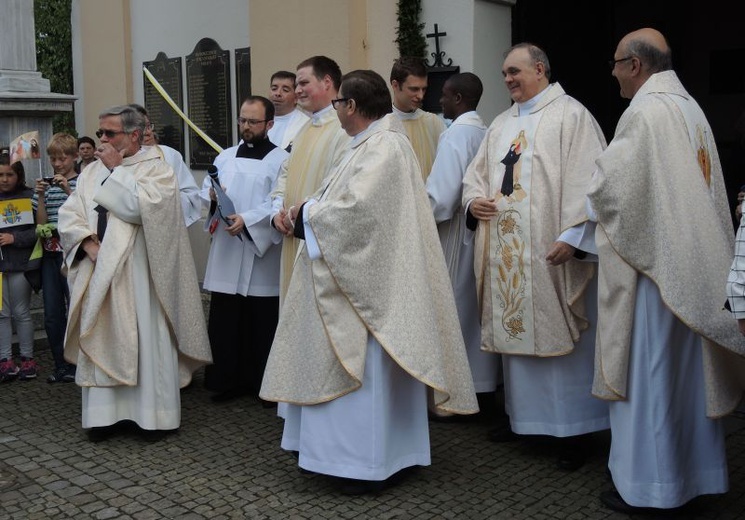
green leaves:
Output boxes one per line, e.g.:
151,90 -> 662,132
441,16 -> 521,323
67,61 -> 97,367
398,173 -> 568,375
34,0 -> 75,134
395,0 -> 427,58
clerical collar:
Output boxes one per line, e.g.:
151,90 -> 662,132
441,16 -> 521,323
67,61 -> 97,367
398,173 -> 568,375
235,138 -> 277,160
392,105 -> 421,120
351,119 -> 382,146
311,104 -> 333,126
517,85 -> 551,116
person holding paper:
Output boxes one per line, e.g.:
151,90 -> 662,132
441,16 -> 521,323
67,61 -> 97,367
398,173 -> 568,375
201,96 -> 289,404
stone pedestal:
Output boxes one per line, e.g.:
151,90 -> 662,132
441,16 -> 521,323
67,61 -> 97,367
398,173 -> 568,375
0,0 -> 76,180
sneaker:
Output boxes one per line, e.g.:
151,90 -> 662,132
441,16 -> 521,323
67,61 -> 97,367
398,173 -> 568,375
0,358 -> 19,382
62,366 -> 76,383
17,358 -> 38,381
47,368 -> 74,384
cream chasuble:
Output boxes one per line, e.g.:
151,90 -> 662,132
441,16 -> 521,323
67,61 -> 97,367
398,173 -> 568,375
271,107 -> 350,303
464,83 -> 602,358
588,71 -> 745,417
393,106 -> 446,181
261,114 -> 478,415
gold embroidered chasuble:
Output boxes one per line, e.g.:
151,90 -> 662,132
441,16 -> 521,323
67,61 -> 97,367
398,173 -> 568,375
394,107 -> 446,181
271,107 -> 351,302
59,147 -> 211,387
463,83 -> 605,357
260,115 -> 478,415
588,71 -> 745,417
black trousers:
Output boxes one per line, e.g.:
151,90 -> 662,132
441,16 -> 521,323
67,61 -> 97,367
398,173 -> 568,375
204,293 -> 279,394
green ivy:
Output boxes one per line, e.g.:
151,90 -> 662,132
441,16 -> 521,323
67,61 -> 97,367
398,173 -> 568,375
395,0 -> 427,58
34,0 -> 75,135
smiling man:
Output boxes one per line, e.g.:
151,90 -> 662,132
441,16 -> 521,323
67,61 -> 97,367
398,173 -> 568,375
269,56 -> 351,307
462,43 -> 608,471
58,104 -> 211,443
267,71 -> 309,151
390,56 -> 445,181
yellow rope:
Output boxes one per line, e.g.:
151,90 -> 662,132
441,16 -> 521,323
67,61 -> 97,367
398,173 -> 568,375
143,66 -> 224,154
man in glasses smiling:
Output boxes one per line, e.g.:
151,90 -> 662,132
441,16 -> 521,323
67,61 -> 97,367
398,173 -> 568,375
58,104 -> 211,443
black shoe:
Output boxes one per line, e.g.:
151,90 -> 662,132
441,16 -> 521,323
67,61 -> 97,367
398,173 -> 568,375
336,477 -> 387,496
556,448 -> 585,471
47,367 -> 76,384
428,410 -> 478,423
140,428 -> 177,443
555,437 -> 586,471
86,425 -> 119,443
47,370 -> 67,384
211,388 -> 251,403
260,398 -> 278,409
600,489 -> 681,515
488,426 -> 521,443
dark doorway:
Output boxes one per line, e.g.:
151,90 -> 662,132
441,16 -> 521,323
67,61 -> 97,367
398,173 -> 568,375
512,0 -> 745,227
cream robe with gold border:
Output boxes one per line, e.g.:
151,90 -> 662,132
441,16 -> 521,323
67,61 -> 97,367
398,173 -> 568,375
261,114 -> 478,415
463,83 -> 604,357
59,147 -> 211,428
588,70 -> 745,509
270,106 -> 351,304
588,71 -> 745,416
393,106 -> 446,182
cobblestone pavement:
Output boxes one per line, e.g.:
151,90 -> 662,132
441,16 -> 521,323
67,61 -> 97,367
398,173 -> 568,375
2,343 -> 745,519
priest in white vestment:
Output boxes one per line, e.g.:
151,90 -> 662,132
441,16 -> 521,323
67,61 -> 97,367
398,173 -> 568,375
588,28 -> 745,514
266,70 -> 309,151
269,56 -> 351,306
260,70 -> 478,495
462,43 -> 609,471
390,57 -> 446,181
425,72 -> 500,414
58,105 -> 211,443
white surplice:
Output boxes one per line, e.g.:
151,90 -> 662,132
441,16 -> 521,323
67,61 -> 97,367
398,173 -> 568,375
426,111 -> 499,393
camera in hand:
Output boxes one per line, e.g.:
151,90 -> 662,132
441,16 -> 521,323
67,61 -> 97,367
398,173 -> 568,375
42,175 -> 56,185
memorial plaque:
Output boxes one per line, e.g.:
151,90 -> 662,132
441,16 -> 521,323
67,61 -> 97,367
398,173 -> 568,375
235,47 -> 252,110
186,38 -> 232,169
143,52 -> 185,157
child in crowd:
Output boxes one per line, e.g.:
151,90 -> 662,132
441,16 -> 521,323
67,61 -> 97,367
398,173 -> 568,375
76,135 -> 96,173
0,153 -> 39,382
33,133 -> 79,383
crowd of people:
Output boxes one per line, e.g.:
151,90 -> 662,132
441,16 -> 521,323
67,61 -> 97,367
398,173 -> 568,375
1,26 -> 745,514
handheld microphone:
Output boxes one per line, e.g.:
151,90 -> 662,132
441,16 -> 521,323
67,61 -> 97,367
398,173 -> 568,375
207,165 -> 219,180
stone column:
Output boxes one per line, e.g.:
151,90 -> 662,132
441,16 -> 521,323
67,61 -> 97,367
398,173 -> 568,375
0,0 -> 76,179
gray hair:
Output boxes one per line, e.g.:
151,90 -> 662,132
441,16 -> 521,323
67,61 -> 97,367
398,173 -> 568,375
624,38 -> 673,73
99,104 -> 146,143
505,42 -> 552,81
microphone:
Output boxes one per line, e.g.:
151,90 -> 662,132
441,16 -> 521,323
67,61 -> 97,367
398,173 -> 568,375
207,165 -> 218,180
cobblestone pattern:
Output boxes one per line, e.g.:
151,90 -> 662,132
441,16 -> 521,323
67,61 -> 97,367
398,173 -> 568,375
1,344 -> 745,519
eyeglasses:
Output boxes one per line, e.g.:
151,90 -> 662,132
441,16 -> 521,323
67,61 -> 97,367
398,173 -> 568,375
237,117 -> 268,126
95,129 -> 127,139
145,122 -> 155,131
331,98 -> 350,109
608,56 -> 634,69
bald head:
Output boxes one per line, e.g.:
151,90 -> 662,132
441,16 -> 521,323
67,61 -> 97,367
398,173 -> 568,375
617,27 -> 672,74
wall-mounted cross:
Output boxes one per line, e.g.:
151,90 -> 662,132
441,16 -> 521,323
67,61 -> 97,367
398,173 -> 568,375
426,23 -> 453,68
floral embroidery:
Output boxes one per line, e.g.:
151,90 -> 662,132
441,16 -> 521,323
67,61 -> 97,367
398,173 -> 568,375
494,208 -> 526,341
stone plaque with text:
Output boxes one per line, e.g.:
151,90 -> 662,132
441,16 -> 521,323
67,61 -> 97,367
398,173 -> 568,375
235,47 -> 251,110
143,52 -> 185,157
186,38 -> 232,169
